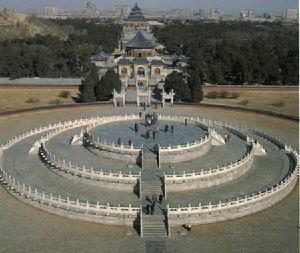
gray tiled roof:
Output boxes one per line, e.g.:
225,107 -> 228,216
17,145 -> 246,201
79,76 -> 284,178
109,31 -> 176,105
126,31 -> 154,49
91,51 -> 111,61
133,57 -> 149,64
118,58 -> 132,65
151,60 -> 164,66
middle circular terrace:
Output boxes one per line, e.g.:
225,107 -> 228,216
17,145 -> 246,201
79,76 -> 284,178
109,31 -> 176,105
0,109 -> 297,229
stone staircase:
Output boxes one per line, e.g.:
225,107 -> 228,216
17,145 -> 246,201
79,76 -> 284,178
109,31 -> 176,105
125,89 -> 137,102
140,180 -> 162,200
141,214 -> 168,239
140,149 -> 169,239
143,151 -> 158,170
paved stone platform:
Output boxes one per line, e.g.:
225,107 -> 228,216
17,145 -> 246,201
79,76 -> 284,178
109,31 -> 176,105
0,105 -> 298,253
2,135 -> 140,206
168,137 -> 290,206
90,119 -> 206,149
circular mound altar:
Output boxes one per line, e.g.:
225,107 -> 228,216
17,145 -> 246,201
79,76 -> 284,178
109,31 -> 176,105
0,107 -> 298,239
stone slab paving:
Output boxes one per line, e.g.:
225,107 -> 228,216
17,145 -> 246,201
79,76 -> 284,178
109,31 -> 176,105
90,119 -> 206,148
161,133 -> 247,173
2,135 -> 140,206
46,122 -> 247,174
47,128 -> 141,174
167,137 -> 290,206
0,105 -> 298,253
0,106 -> 292,207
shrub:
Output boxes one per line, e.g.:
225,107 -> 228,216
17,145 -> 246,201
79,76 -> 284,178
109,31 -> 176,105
270,101 -> 284,107
58,90 -> 71,98
205,91 -> 218,99
228,92 -> 239,99
26,98 -> 39,103
49,98 -> 63,105
239,99 -> 249,106
218,91 -> 229,98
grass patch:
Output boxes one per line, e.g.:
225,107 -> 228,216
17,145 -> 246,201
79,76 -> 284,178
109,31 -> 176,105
205,91 -> 218,99
239,99 -> 249,106
270,101 -> 285,107
205,91 -> 240,99
48,98 -> 63,105
228,92 -> 239,99
58,90 -> 71,99
203,89 -> 298,116
25,98 -> 39,103
218,91 -> 230,99
0,88 -> 78,113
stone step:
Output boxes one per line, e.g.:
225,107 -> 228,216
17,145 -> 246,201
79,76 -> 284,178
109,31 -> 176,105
142,182 -> 161,186
142,216 -> 168,238
143,221 -> 166,225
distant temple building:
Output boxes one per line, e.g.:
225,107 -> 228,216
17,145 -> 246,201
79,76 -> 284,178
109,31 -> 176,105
91,3 -> 187,106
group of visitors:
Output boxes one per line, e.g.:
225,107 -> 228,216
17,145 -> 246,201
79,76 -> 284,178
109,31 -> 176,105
164,125 -> 174,133
145,194 -> 164,215
224,133 -> 231,143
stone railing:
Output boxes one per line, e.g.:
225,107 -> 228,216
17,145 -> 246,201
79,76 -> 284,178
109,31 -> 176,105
88,134 -> 142,155
158,135 -> 212,164
0,167 -> 140,225
164,144 -> 255,191
159,134 -> 211,154
156,114 -> 229,163
0,123 -> 64,154
167,148 -> 299,226
39,146 -> 140,190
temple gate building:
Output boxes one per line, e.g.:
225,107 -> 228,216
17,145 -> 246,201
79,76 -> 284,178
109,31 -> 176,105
91,3 -> 187,105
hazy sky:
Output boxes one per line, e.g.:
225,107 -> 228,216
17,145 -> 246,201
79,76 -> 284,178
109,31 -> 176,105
0,0 -> 298,14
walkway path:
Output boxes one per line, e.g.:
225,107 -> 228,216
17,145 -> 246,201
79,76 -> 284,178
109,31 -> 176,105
140,149 -> 168,240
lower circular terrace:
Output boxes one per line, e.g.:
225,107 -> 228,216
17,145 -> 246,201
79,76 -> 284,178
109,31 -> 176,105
0,106 -> 298,238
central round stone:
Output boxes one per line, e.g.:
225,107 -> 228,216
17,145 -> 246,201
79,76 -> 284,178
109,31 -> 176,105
90,120 -> 207,148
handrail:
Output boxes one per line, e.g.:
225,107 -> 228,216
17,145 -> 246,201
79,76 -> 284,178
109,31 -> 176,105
39,146 -> 140,184
167,148 -> 298,215
0,167 -> 140,216
165,144 -> 254,181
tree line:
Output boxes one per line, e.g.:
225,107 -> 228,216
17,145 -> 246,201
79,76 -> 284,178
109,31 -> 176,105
0,19 -> 121,79
80,66 -> 122,102
154,21 -> 298,86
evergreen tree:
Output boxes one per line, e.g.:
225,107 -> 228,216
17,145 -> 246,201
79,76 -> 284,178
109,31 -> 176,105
189,68 -> 203,103
95,69 -> 122,101
164,71 -> 191,101
79,65 -> 98,102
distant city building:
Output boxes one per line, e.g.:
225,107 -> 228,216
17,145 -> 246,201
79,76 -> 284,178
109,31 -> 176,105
81,1 -> 100,17
207,9 -> 221,20
166,9 -> 193,19
240,10 -> 256,19
283,9 -> 298,20
26,9 -> 40,15
44,6 -> 61,16
199,9 -> 206,19
113,5 -> 130,17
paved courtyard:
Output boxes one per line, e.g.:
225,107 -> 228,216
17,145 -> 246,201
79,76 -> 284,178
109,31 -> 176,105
0,105 -> 298,253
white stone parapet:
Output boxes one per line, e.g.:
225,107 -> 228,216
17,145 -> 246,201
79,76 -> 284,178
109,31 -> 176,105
164,144 -> 255,191
90,135 -> 142,155
159,134 -> 210,153
39,146 -> 140,187
0,167 -> 140,225
209,128 -> 226,145
167,151 -> 298,225
166,130 -> 299,225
